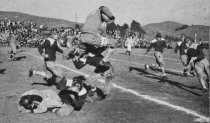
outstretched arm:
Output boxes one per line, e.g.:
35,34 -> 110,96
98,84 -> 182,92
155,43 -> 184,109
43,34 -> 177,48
144,43 -> 153,55
38,39 -> 49,56
33,102 -> 48,114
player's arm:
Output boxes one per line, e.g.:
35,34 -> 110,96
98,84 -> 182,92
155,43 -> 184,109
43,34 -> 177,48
18,106 -> 32,114
38,39 -> 50,56
193,46 -> 205,63
32,102 -> 48,114
174,44 -> 179,54
162,39 -> 167,48
56,42 -> 64,54
144,43 -> 153,55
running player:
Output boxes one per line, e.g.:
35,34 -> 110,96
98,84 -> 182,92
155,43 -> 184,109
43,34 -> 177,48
186,43 -> 209,94
29,33 -> 65,84
144,33 -> 168,79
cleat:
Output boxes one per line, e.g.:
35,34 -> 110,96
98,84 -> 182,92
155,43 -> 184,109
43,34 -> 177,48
162,75 -> 168,80
28,69 -> 34,77
190,71 -> 196,76
183,72 -> 188,77
79,57 -> 87,64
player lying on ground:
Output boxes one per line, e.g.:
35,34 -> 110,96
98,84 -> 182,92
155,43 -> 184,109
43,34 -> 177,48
18,76 -> 107,116
18,88 -> 82,116
29,32 -> 66,84
64,6 -> 116,66
186,42 -> 210,94
57,75 -> 107,102
18,76 -> 88,116
144,32 -> 168,79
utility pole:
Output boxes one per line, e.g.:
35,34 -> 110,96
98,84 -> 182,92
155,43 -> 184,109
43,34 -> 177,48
75,13 -> 77,23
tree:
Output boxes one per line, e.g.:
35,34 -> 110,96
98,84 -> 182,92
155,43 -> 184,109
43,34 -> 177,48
107,22 -> 117,32
130,20 -> 145,34
75,23 -> 81,30
116,23 -> 129,36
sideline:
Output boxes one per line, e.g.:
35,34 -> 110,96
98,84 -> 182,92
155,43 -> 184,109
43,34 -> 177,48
25,52 -> 209,122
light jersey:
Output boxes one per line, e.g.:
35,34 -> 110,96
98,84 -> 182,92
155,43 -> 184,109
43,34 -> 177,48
20,89 -> 63,108
82,9 -> 102,35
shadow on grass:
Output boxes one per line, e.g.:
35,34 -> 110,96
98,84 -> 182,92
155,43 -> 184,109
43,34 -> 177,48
129,66 -> 203,96
118,52 -> 128,55
15,56 -> 27,61
31,77 -> 57,87
0,69 -> 6,74
148,66 -> 189,77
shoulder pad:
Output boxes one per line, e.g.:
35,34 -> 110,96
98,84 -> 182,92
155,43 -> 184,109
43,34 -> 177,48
177,41 -> 182,46
151,39 -> 157,43
40,39 -> 46,45
46,38 -> 56,46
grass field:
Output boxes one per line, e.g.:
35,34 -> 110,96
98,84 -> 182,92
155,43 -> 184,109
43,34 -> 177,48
0,47 -> 209,123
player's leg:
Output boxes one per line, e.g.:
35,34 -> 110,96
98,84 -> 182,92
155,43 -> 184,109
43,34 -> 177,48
194,62 -> 208,92
9,42 -> 17,61
155,52 -> 167,77
203,59 -> 210,87
54,104 -> 74,117
180,55 -> 189,76
29,62 -> 53,79
103,64 -> 115,95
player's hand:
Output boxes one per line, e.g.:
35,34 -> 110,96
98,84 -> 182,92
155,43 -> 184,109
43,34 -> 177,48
62,53 -> 68,60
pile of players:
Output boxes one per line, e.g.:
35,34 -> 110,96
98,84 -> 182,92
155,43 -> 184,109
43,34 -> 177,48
17,6 -> 116,116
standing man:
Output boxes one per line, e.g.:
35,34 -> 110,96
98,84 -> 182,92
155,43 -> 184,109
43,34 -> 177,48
29,33 -> 65,84
125,33 -> 133,55
144,33 -> 167,79
8,30 -> 18,61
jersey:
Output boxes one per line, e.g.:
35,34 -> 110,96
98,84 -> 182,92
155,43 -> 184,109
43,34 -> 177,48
38,38 -> 63,61
148,38 -> 167,53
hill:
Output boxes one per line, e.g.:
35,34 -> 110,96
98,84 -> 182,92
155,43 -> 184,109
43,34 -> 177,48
142,21 -> 209,41
0,11 -> 79,28
0,11 -> 209,41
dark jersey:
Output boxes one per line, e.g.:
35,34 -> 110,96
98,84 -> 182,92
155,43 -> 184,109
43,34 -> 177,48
187,44 -> 205,64
174,41 -> 188,55
147,38 -> 167,53
38,38 -> 63,61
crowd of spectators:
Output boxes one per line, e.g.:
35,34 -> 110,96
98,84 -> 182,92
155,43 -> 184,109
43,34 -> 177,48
0,18 -> 80,48
1,17 -> 203,50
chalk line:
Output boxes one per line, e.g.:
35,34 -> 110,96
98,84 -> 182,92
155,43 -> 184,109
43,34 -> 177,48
25,52 -> 209,122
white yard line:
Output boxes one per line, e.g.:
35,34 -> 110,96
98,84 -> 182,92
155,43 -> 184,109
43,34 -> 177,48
25,52 -> 209,122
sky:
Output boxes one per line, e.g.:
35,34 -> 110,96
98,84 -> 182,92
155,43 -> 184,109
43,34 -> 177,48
0,0 -> 209,26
